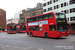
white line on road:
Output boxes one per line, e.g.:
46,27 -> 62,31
38,48 -> 43,50
1,36 -> 6,38
5,45 -> 10,47
23,47 -> 33,49
1,44 -> 4,46
14,46 -> 19,48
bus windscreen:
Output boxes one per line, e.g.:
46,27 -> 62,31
20,28 -> 26,31
57,24 -> 68,32
55,13 -> 66,19
10,29 -> 16,31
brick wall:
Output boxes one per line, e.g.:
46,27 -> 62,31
0,9 -> 6,30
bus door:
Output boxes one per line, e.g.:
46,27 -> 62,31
49,25 -> 56,35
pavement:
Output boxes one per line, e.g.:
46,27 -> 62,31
0,31 -> 5,33
0,32 -> 75,50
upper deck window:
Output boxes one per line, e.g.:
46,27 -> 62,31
27,13 -> 54,22
55,13 -> 66,19
21,23 -> 25,25
49,13 -> 53,19
38,16 -> 43,20
43,14 -> 48,19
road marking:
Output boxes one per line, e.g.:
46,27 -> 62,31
5,45 -> 10,47
38,48 -> 43,50
14,46 -> 19,48
67,37 -> 75,38
1,47 -> 4,48
1,36 -> 6,38
23,47 -> 33,49
1,44 -> 4,46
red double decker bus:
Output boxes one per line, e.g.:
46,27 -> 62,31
7,23 -> 16,34
26,12 -> 69,38
16,23 -> 27,33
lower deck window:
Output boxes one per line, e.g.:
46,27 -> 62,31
29,26 -> 39,31
49,25 -> 56,31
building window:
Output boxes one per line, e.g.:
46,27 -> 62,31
70,9 -> 73,13
54,0 -> 56,3
43,9 -> 46,12
66,10 -> 69,14
61,3 -> 63,7
56,0 -> 58,2
64,2 -> 66,6
70,17 -> 72,21
73,8 -> 75,12
73,17 -> 75,21
63,10 -> 69,14
54,6 -> 56,9
43,3 -> 46,6
66,2 -> 68,6
70,8 -> 75,13
64,10 -> 66,14
70,17 -> 75,21
50,7 -> 52,10
57,5 -> 59,9
47,2 -> 49,5
70,0 -> 75,5
48,8 -> 50,11
50,1 -> 52,4
53,0 -> 58,3
61,11 -> 63,12
67,18 -> 69,21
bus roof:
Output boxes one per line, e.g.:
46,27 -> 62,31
7,23 -> 16,25
7,23 -> 16,26
27,12 -> 64,19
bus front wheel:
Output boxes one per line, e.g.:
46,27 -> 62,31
30,32 -> 33,37
45,33 -> 49,38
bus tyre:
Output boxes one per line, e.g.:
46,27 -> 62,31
30,33 -> 33,37
45,33 -> 49,38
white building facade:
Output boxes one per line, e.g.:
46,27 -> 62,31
7,19 -> 19,24
43,0 -> 75,23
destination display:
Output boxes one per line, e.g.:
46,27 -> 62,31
21,26 -> 25,28
22,26 -> 24,27
11,26 -> 15,28
56,18 -> 67,24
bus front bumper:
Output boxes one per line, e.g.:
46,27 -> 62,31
9,31 -> 16,33
19,31 -> 27,33
49,31 -> 69,38
56,32 -> 69,38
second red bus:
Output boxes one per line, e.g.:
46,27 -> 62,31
16,23 -> 27,33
